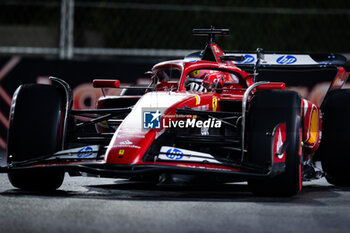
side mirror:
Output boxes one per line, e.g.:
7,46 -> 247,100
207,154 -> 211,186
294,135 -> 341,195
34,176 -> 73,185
256,82 -> 285,91
93,79 -> 120,88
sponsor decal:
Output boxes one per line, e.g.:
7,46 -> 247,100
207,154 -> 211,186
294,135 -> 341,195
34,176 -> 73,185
193,104 -> 209,111
242,54 -> 255,63
165,148 -> 184,160
143,110 -> 162,129
120,140 -> 132,145
177,164 -> 232,171
276,129 -> 284,159
236,54 -> 255,64
276,55 -> 297,64
273,123 -> 286,162
227,53 -> 318,65
77,146 -> 93,158
53,145 -> 99,159
114,145 -> 141,149
159,146 -> 222,164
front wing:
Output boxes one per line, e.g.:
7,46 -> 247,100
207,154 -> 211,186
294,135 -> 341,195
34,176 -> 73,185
0,144 -> 285,180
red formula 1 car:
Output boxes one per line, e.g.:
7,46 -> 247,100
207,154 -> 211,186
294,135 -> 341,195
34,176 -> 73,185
2,28 -> 350,196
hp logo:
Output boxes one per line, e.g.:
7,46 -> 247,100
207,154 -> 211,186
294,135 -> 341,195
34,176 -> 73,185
276,55 -> 297,64
77,146 -> 93,158
166,148 -> 183,160
237,54 -> 255,64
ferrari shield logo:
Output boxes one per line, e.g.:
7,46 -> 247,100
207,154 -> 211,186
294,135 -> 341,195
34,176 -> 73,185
212,97 -> 218,111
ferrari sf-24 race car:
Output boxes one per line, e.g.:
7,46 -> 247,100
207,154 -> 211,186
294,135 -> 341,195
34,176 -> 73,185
1,28 -> 350,196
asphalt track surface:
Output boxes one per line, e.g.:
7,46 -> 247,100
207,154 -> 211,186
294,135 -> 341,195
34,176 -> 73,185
1,150 -> 350,233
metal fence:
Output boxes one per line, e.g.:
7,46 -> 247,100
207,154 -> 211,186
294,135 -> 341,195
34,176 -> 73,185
0,0 -> 350,59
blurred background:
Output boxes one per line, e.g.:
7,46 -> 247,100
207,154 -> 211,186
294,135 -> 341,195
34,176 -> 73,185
1,0 -> 350,58
0,0 -> 350,148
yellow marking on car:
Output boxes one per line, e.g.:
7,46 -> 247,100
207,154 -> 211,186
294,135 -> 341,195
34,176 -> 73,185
119,149 -> 125,155
194,94 -> 200,105
307,110 -> 318,145
212,97 -> 218,111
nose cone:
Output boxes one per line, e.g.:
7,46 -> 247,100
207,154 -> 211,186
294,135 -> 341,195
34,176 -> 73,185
105,130 -> 156,165
105,92 -> 190,165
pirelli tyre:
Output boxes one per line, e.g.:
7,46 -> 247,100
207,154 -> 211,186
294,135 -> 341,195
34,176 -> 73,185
7,84 -> 65,191
317,89 -> 350,185
247,90 -> 303,196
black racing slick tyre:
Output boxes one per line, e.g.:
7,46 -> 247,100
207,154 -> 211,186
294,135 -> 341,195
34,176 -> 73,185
317,89 -> 350,186
247,90 -> 303,196
7,84 -> 65,191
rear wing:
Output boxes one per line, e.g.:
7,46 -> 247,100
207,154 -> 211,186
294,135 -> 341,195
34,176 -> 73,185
223,53 -> 349,69
185,50 -> 350,88
189,27 -> 349,70
189,27 -> 350,106
223,52 -> 350,107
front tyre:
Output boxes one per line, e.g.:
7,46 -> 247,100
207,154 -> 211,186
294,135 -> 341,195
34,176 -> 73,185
8,171 -> 64,191
247,90 -> 303,196
7,84 -> 65,191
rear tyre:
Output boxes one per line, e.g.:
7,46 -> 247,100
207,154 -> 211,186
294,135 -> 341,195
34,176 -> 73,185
247,90 -> 303,196
317,89 -> 350,185
7,84 -> 65,191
